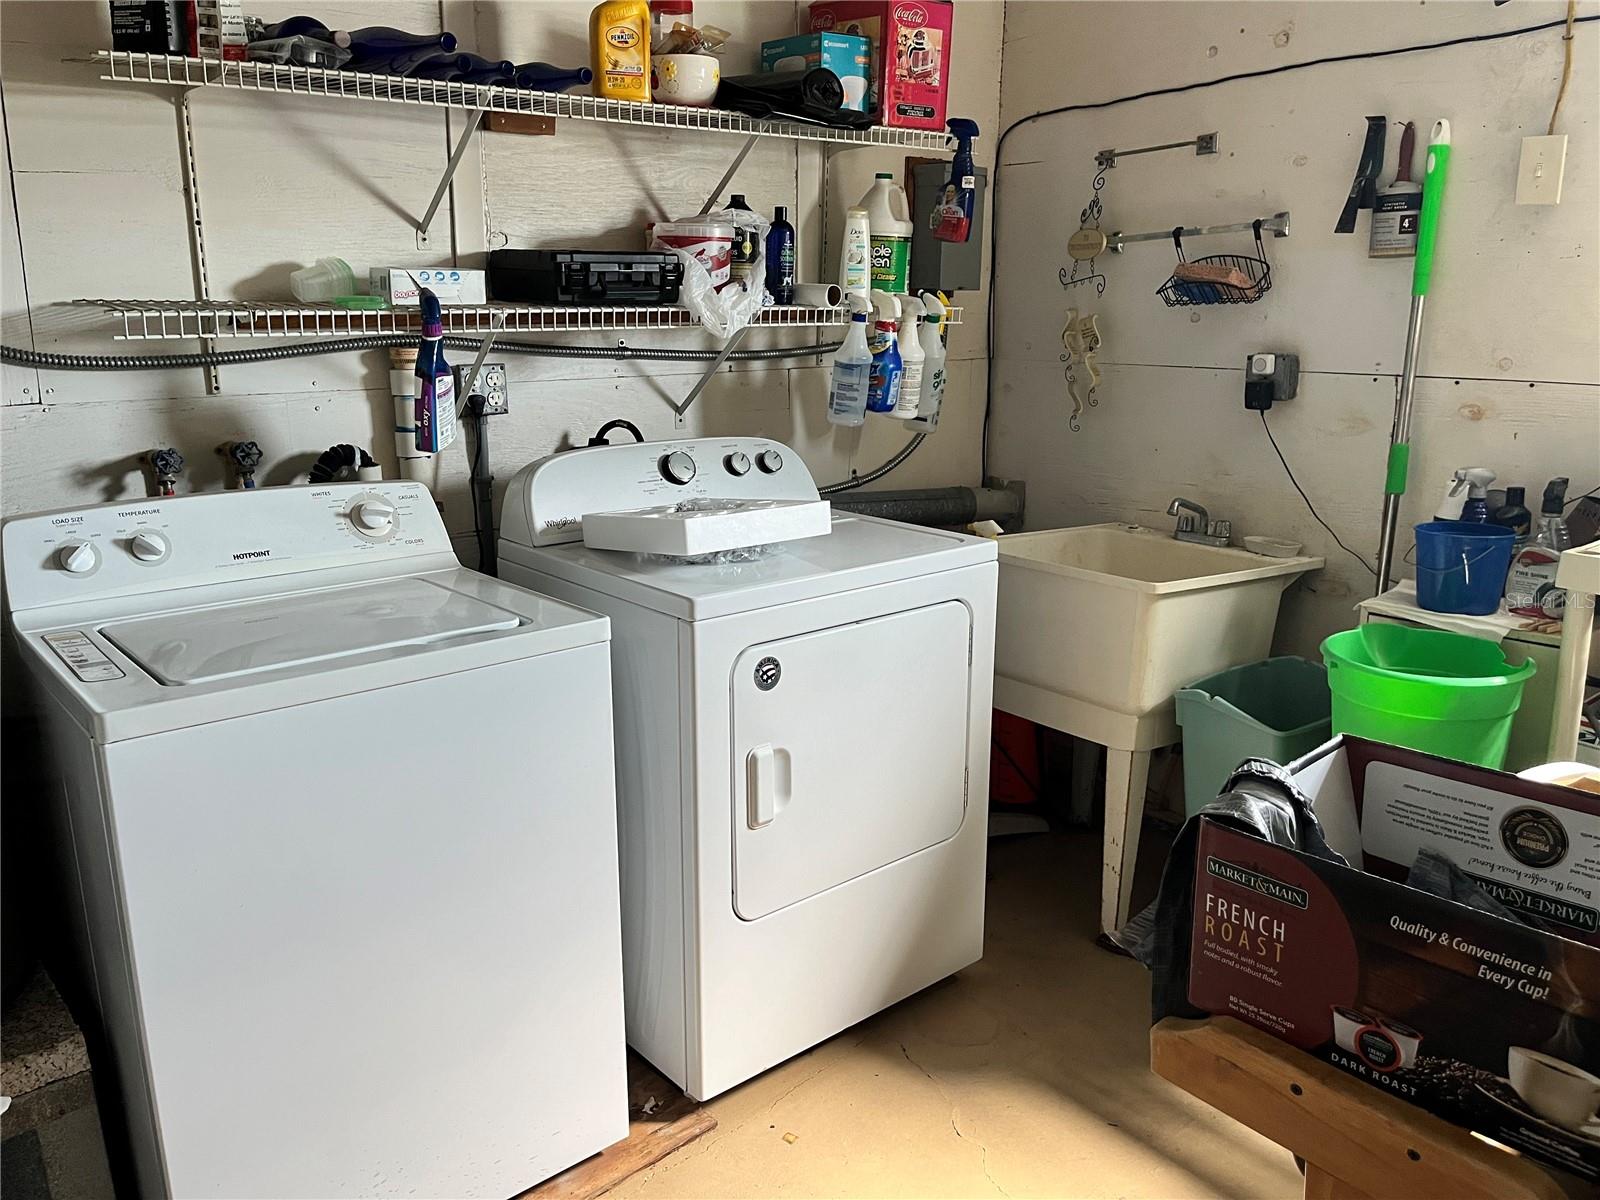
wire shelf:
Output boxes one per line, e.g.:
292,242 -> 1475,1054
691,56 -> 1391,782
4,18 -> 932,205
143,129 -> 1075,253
74,299 -> 962,341
94,52 -> 956,150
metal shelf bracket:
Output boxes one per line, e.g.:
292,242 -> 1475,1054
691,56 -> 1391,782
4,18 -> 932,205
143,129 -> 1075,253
417,109 -> 484,248
672,327 -> 749,418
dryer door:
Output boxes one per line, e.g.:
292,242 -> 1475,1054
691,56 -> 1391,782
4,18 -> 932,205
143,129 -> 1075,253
731,601 -> 972,920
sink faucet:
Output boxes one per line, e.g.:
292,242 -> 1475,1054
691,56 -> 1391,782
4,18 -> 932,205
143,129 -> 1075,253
1167,497 -> 1232,547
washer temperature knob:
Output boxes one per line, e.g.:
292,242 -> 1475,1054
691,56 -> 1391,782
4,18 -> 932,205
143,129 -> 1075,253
57,541 -> 99,574
724,451 -> 752,476
130,531 -> 169,562
660,451 -> 697,485
351,498 -> 397,534
756,449 -> 784,474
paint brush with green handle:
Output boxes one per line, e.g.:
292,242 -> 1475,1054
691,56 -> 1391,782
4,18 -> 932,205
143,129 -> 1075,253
1375,119 -> 1452,593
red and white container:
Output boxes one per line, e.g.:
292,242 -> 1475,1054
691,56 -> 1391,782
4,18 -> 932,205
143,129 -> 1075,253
649,220 -> 735,289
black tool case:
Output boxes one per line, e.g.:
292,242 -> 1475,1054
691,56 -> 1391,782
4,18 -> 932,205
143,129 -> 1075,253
489,250 -> 684,305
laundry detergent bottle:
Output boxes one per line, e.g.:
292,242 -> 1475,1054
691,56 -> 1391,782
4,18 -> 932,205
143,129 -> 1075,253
414,289 -> 456,454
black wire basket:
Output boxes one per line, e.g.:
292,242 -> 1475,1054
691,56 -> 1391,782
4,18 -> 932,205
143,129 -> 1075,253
1156,220 -> 1272,307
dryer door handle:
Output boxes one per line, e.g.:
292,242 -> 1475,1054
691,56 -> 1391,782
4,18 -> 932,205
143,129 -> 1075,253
746,743 -> 790,829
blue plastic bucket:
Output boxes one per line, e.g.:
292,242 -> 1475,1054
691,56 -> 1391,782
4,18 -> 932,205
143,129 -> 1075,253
1412,521 -> 1515,615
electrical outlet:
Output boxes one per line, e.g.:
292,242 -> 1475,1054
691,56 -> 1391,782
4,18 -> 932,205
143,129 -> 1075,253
455,361 -> 509,415
1515,134 -> 1567,205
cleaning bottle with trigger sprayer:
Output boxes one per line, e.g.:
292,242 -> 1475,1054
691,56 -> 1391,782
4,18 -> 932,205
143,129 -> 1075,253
931,119 -> 981,243
826,301 -> 874,427
865,290 -> 902,414
891,295 -> 925,418
1434,467 -> 1495,522
907,292 -> 948,431
414,288 -> 456,454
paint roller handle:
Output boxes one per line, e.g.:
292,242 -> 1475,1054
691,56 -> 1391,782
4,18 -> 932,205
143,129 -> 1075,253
1412,119 -> 1451,298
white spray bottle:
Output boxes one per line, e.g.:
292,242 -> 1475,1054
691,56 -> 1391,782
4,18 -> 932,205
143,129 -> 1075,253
1434,467 -> 1495,522
826,298 -> 875,427
892,295 -> 925,419
908,292 -> 948,431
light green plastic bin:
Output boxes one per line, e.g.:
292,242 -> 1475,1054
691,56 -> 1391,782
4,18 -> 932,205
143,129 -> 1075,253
1175,657 -> 1333,818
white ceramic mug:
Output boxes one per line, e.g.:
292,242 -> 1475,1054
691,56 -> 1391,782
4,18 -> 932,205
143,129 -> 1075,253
1509,1047 -> 1600,1130
652,54 -> 720,106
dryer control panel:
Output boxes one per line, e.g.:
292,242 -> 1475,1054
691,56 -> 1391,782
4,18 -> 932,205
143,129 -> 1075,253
3,483 -> 449,611
502,437 -> 821,548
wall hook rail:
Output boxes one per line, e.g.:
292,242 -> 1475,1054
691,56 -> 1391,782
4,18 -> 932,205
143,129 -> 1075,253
1108,212 -> 1290,253
1096,132 -> 1218,170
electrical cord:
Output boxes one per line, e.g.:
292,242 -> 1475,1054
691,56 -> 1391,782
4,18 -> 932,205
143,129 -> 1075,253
982,10 -> 1600,474
1260,411 -> 1377,578
1550,0 -> 1578,135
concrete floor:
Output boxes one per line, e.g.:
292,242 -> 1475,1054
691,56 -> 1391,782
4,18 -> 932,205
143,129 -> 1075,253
613,830 -> 1304,1200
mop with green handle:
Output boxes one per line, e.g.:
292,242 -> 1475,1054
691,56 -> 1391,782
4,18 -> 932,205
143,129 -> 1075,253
1375,118 -> 1452,594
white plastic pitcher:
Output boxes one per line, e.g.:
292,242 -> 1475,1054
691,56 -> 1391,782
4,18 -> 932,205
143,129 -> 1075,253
859,174 -> 912,293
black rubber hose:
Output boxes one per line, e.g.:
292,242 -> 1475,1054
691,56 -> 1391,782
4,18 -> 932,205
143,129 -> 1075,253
307,444 -> 377,483
0,336 -> 844,371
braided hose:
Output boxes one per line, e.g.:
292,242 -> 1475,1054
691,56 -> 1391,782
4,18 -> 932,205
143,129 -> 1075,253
819,434 -> 927,495
0,336 -> 843,371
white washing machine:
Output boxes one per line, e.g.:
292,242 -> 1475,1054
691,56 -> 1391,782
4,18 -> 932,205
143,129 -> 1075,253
2,483 -> 627,1199
498,438 -> 997,1100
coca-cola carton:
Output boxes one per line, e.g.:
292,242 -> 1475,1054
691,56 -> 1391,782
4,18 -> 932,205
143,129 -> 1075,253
808,1 -> 953,131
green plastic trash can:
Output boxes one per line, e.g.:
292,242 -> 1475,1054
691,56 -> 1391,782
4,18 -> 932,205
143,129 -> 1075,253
1175,657 -> 1332,818
1320,624 -> 1536,769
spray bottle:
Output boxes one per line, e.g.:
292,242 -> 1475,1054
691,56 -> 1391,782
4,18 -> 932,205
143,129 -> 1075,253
1507,478 -> 1571,617
414,288 -> 456,454
1433,467 -> 1495,522
891,295 -> 925,419
865,290 -> 902,414
826,301 -> 874,427
931,119 -> 981,243
907,292 -> 948,431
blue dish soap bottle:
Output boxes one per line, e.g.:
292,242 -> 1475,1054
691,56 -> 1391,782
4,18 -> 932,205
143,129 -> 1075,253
414,289 -> 456,454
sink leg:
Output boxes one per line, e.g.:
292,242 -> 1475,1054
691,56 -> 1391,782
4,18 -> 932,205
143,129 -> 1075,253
1101,748 -> 1152,936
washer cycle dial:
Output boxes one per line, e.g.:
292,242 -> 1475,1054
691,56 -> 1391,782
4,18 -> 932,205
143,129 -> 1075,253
756,449 -> 784,474
56,541 -> 100,575
347,497 -> 398,539
660,451 -> 697,485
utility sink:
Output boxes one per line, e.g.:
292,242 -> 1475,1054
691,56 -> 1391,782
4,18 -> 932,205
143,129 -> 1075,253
991,523 -> 1323,937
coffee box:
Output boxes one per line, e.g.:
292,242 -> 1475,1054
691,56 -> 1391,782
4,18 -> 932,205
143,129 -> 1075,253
807,1 -> 953,131
1188,736 -> 1600,1181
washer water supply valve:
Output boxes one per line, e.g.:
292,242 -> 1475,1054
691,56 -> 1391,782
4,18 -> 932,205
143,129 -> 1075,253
143,447 -> 185,497
219,440 -> 264,489
1244,352 -> 1299,411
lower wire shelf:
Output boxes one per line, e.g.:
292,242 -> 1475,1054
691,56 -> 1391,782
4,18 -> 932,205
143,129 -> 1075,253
72,298 -> 961,341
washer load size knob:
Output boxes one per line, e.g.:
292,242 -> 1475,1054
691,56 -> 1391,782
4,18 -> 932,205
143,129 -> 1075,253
129,531 -> 170,563
56,541 -> 100,574
756,449 -> 784,474
349,498 -> 397,536
660,451 -> 697,485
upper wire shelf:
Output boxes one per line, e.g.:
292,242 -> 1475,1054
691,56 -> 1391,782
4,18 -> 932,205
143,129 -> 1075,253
74,299 -> 962,341
93,52 -> 957,150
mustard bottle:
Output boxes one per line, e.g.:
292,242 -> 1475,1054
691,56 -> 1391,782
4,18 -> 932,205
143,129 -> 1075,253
590,0 -> 650,102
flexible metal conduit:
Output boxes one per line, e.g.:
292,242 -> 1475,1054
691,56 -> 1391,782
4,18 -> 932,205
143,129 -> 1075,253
827,485 -> 1022,527
0,337 -> 844,371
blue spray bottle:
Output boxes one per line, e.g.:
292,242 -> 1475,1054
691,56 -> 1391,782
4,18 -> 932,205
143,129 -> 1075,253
414,289 -> 456,454
865,290 -> 903,414
931,118 -> 981,244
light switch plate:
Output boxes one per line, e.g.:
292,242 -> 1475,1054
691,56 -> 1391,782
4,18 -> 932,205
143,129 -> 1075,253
1515,134 -> 1567,205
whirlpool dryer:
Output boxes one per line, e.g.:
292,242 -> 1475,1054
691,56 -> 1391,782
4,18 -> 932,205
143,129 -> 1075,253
498,437 -> 998,1100
2,483 -> 626,1199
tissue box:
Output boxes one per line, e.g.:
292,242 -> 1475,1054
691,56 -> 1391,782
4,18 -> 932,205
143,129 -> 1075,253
808,0 -> 952,130
759,33 -> 871,112
1188,735 -> 1600,1181
369,267 -> 487,307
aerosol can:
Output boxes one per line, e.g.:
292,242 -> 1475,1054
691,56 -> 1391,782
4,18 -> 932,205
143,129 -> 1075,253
891,295 -> 925,418
907,292 -> 948,431
865,290 -> 903,414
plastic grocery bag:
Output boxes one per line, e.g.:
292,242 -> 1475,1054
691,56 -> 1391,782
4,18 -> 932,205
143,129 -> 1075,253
660,206 -> 769,339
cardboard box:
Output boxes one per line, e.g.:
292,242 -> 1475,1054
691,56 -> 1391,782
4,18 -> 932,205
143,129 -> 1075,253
760,33 -> 871,112
1188,735 -> 1600,1180
808,1 -> 952,131
189,0 -> 245,62
369,268 -> 487,307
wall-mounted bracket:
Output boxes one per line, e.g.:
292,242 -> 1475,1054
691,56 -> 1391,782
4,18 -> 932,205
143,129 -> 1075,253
672,327 -> 749,418
1096,132 -> 1219,170
698,133 -> 762,215
1107,211 -> 1289,252
176,90 -> 221,394
417,109 -> 484,248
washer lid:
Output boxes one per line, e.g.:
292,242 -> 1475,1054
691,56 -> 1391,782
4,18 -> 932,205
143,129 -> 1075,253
101,578 -> 522,685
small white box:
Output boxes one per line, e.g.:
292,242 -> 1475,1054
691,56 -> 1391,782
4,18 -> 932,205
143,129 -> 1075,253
1515,134 -> 1567,206
369,268 -> 487,307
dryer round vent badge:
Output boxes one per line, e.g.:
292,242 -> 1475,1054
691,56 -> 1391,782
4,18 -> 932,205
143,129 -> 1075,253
754,656 -> 781,691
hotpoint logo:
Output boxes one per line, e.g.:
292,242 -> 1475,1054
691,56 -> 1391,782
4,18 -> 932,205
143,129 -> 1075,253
232,549 -> 272,561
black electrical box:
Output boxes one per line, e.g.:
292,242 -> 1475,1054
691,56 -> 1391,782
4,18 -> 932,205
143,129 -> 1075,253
489,250 -> 684,306
909,162 -> 986,294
